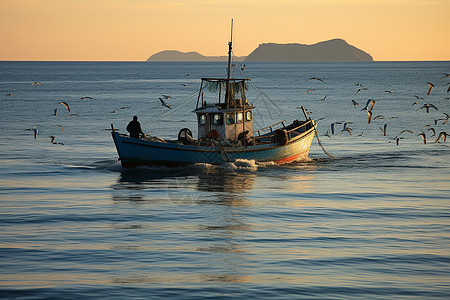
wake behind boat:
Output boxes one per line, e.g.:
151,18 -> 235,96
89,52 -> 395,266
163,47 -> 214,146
111,22 -> 316,168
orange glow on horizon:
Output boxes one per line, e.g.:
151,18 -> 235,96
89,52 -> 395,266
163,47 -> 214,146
0,0 -> 449,61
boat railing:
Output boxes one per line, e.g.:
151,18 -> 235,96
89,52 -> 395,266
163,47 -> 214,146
254,119 -> 314,141
254,120 -> 286,136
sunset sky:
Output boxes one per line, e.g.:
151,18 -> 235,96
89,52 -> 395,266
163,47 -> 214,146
1,0 -> 449,61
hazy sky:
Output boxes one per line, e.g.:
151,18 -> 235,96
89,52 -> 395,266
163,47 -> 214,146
1,0 -> 449,61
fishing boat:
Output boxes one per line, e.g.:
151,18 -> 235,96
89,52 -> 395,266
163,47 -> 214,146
111,22 -> 316,168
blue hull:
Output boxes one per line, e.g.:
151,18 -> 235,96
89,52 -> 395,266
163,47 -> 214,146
111,127 -> 315,168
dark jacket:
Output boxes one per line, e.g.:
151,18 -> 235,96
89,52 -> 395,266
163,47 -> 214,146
126,120 -> 144,138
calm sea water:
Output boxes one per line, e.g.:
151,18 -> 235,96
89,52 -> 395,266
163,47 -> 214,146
0,61 -> 449,299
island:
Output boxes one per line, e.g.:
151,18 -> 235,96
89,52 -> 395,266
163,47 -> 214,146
147,50 -> 245,62
147,38 -> 373,62
244,39 -> 373,62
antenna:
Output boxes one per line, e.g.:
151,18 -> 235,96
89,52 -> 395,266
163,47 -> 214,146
226,18 -> 233,79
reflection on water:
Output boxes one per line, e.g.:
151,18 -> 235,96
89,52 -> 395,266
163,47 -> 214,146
109,165 -> 258,285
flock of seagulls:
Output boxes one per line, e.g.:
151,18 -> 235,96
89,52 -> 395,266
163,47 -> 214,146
304,74 -> 449,147
3,81 -> 92,146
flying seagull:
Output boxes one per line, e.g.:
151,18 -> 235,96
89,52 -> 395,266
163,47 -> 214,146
417,103 -> 438,113
440,73 -> 450,79
331,122 -> 342,135
80,96 -> 93,100
52,108 -> 59,116
427,82 -> 435,95
351,100 -> 359,108
367,110 -> 373,124
31,82 -> 43,86
427,127 -> 436,137
419,132 -> 427,144
306,77 -> 324,82
379,123 -> 389,136
435,131 -> 449,143
33,126 -> 38,139
159,98 -> 171,109
59,101 -> 70,112
356,88 -> 368,95
361,99 -> 375,112
65,113 -> 79,118
305,89 -> 316,94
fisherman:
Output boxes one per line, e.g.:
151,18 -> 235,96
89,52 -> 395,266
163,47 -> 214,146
126,116 -> 144,139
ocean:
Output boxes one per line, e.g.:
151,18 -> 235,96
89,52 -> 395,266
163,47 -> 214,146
0,61 -> 449,299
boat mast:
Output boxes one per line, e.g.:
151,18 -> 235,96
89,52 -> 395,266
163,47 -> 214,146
226,19 -> 233,79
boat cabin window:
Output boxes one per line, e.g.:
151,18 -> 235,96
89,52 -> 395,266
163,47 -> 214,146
237,112 -> 243,124
199,114 -> 206,125
226,112 -> 235,125
246,111 -> 252,122
213,113 -> 223,125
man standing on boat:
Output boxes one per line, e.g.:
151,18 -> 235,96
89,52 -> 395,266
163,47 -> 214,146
126,116 -> 144,139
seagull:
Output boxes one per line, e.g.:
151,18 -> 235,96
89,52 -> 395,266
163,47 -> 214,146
414,95 -> 424,100
59,101 -> 70,112
44,136 -> 64,145
44,136 -> 55,143
3,93 -> 12,97
399,130 -> 413,135
31,82 -> 43,86
435,131 -> 448,143
379,123 -> 389,136
338,127 -> 352,136
412,101 -> 418,106
367,110 -> 373,124
357,131 -> 364,137
417,103 -> 438,113
355,83 -> 364,87
52,108 -> 59,116
331,122 -> 342,135
428,127 -> 436,137
65,113 -> 79,118
80,96 -> 92,100
394,137 -> 404,145
427,82 -> 434,95
159,98 -> 171,109
305,89 -> 316,94
384,90 -> 394,94
320,95 -> 327,101
440,73 -> 450,79
240,64 -> 246,71
351,100 -> 359,107
57,124 -> 63,132
161,95 -> 172,99
419,132 -> 427,144
120,106 -> 130,110
180,84 -> 188,87
306,77 -> 324,82
356,88 -> 367,95
33,126 -> 38,139
361,99 -> 375,111
373,115 -> 385,120
324,130 -> 331,138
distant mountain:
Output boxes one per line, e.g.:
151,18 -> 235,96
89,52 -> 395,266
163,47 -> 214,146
244,39 -> 373,62
147,50 -> 245,62
147,39 -> 373,62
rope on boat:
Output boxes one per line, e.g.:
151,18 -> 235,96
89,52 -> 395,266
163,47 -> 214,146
298,106 -> 335,159
212,139 -> 230,163
142,90 -> 199,128
313,123 -> 335,159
